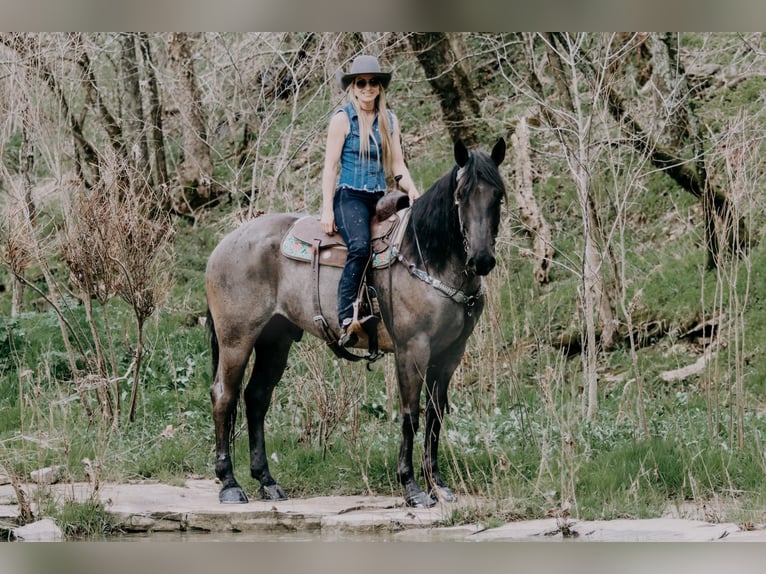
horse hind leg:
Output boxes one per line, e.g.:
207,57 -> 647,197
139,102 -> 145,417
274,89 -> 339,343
244,320 -> 297,501
211,346 -> 251,504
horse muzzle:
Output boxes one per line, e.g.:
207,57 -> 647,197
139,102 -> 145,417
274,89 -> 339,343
467,251 -> 496,276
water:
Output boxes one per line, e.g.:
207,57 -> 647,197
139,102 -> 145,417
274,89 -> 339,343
109,529 -> 410,542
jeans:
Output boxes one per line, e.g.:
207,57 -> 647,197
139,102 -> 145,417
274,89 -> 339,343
333,187 -> 384,326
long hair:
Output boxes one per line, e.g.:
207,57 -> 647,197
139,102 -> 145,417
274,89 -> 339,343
347,86 -> 395,182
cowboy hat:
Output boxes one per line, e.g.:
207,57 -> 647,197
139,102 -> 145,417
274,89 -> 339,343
338,55 -> 392,91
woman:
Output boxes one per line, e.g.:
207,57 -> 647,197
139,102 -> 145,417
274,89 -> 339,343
320,55 -> 420,347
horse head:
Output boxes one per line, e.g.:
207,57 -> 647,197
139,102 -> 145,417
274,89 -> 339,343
454,138 -> 506,276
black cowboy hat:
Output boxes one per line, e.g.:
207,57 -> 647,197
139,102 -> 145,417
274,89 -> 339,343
338,55 -> 392,91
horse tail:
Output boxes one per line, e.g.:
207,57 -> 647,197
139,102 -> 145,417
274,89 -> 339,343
206,307 -> 219,378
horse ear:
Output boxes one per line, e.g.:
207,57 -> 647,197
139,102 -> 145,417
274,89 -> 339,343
454,139 -> 469,168
491,137 -> 506,166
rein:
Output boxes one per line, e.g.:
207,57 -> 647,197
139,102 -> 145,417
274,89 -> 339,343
391,184 -> 483,316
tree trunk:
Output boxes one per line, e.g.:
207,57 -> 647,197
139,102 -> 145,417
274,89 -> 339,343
647,32 -> 690,148
128,321 -> 144,423
167,32 -> 216,213
71,33 -> 124,157
642,32 -> 731,269
10,277 -> 24,317
510,113 -> 553,285
120,32 -> 150,186
407,32 -> 482,146
138,33 -> 168,192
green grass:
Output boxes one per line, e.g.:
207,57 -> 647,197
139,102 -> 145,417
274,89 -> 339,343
52,499 -> 120,540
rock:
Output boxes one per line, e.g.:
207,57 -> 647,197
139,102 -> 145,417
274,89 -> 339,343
30,465 -> 64,485
0,479 -> 762,541
12,518 -> 64,542
471,517 -> 741,542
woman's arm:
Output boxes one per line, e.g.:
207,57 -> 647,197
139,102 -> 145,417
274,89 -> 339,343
320,111 -> 348,235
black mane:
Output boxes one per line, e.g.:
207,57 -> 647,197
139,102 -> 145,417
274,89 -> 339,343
406,149 -> 504,273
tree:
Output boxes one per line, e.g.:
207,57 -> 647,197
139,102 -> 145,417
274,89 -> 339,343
407,32 -> 483,146
604,33 -> 750,270
167,32 -> 220,215
519,33 -> 624,420
119,32 -> 150,186
138,33 -> 169,192
510,112 -> 553,285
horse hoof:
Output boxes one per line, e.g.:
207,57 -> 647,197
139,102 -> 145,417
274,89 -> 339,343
430,485 -> 456,503
405,490 -> 436,508
259,483 -> 288,501
220,486 -> 248,504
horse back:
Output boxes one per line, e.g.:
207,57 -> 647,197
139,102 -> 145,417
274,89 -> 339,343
205,213 -> 300,310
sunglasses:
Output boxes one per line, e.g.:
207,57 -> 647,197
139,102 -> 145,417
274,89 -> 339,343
354,77 -> 380,89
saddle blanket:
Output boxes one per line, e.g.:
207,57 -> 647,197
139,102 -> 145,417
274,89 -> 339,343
280,209 -> 408,269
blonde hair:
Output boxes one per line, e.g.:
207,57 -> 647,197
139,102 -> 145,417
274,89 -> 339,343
348,86 -> 395,183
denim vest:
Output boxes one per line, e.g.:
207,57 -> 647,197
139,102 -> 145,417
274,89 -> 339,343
336,103 -> 393,193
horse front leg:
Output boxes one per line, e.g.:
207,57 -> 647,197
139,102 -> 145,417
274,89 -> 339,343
395,341 -> 435,508
422,344 -> 467,503
422,367 -> 457,503
211,353 -> 250,504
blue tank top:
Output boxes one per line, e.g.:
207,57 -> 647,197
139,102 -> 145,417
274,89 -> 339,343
336,102 -> 393,192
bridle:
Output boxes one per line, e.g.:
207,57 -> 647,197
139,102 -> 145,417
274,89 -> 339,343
391,165 -> 484,315
454,165 -> 472,256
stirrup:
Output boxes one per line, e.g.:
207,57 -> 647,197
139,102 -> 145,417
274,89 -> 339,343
357,314 -> 379,329
339,318 -> 358,348
339,315 -> 379,348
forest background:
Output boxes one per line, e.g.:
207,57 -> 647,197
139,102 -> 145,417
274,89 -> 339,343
1,32 -> 766,536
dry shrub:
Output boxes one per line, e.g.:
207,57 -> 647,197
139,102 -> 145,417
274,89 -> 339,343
59,166 -> 174,423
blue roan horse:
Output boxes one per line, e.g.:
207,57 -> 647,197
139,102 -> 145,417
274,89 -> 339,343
205,138 -> 506,508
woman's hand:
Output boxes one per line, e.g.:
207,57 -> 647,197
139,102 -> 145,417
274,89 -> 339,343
321,208 -> 336,235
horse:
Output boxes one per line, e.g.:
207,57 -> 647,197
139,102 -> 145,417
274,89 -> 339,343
205,138 -> 506,508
